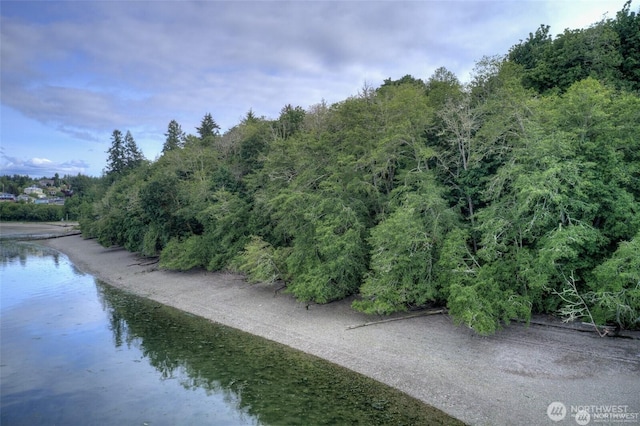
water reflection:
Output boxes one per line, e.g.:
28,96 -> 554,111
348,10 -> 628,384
1,241 -> 461,425
94,282 -> 458,425
0,241 -> 60,268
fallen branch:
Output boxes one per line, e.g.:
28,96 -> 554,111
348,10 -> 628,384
525,318 -> 618,335
554,271 -> 611,338
346,308 -> 446,330
127,258 -> 159,267
273,283 -> 287,297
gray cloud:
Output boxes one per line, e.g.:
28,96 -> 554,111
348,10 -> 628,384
1,0 -> 626,176
2,2 -> 540,125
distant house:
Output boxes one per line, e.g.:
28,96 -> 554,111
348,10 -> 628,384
24,186 -> 44,197
0,192 -> 16,202
49,197 -> 65,206
17,194 -> 32,203
34,198 -> 49,205
39,179 -> 55,187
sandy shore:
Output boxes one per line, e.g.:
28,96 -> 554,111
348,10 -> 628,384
0,221 -> 80,240
9,228 -> 639,425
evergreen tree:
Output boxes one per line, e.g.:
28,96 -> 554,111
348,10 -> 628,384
105,129 -> 126,176
105,129 -> 145,178
124,130 -> 145,169
163,119 -> 186,153
196,113 -> 220,141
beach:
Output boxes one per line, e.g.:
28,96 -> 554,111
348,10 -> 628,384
4,224 -> 638,425
0,221 -> 80,240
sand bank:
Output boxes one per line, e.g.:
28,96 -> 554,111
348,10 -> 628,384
12,229 -> 638,425
0,221 -> 80,240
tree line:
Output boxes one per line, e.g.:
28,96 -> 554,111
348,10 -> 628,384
81,3 -> 639,334
0,173 -> 103,222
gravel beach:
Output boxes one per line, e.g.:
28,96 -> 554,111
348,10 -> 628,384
0,221 -> 80,240
4,224 -> 638,425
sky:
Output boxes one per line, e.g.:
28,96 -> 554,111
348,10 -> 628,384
0,0 -> 632,178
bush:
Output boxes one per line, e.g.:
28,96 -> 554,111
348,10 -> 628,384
0,202 -> 65,222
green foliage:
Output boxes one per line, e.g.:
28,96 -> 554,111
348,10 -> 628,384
0,174 -> 34,195
159,235 -> 208,270
612,1 -> 640,91
587,233 -> 640,328
155,186 -> 255,271
230,236 -> 291,285
281,194 -> 368,304
105,129 -> 147,179
0,173 -> 102,224
196,113 -> 220,147
105,129 -> 126,176
162,119 -> 186,153
447,272 -> 532,335
508,2 -> 640,92
90,168 -> 146,249
219,113 -> 272,178
199,190 -> 254,271
89,10 -> 640,334
141,224 -> 163,257
273,104 -> 306,139
425,67 -> 463,110
445,228 -> 533,335
354,173 -> 456,314
508,25 -> 552,72
0,202 -> 65,221
381,74 -> 426,89
124,131 -> 145,168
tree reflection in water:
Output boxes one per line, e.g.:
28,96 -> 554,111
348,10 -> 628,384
94,281 -> 461,425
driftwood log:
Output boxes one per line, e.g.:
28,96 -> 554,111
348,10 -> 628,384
127,258 -> 160,267
346,308 -> 446,330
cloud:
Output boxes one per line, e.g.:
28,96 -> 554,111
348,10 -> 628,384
1,0 -> 630,177
1,1 -> 545,130
0,152 -> 89,177
30,157 -> 53,166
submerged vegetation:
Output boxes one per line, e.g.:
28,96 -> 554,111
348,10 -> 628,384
79,4 -> 639,334
96,282 -> 462,425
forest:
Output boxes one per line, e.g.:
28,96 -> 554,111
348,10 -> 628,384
79,3 -> 639,334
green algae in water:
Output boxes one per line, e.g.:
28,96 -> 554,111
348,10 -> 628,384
97,282 -> 463,426
1,240 -> 462,425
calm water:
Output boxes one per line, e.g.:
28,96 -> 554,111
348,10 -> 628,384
0,241 -> 461,425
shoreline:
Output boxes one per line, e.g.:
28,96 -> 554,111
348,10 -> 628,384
6,227 -> 639,425
0,221 -> 80,240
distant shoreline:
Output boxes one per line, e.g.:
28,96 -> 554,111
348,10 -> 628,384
5,224 -> 638,425
0,221 -> 80,240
